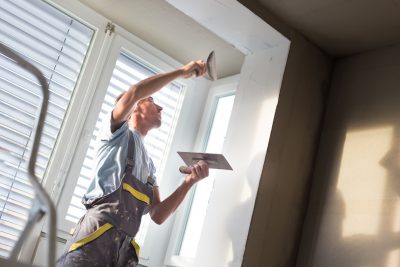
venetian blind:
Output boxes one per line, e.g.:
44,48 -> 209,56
0,0 -> 93,258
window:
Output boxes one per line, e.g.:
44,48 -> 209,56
0,0 -> 93,258
65,51 -> 184,246
165,76 -> 238,266
178,94 -> 235,259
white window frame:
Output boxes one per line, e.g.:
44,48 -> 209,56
164,75 -> 239,267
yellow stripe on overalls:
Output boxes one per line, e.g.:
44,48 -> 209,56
68,223 -> 113,252
122,183 -> 151,205
131,239 -> 140,257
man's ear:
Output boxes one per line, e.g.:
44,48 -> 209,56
133,101 -> 141,112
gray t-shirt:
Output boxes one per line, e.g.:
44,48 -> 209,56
83,112 -> 157,205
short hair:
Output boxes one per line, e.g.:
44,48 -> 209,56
114,94 -> 152,113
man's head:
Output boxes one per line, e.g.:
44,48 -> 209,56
132,96 -> 163,129
119,95 -> 163,135
114,91 -> 163,135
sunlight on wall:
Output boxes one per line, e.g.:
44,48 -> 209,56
337,126 -> 393,237
394,198 -> 400,232
239,97 -> 278,203
386,198 -> 400,266
387,249 -> 400,267
251,97 -> 278,157
239,180 -> 252,203
227,242 -> 234,266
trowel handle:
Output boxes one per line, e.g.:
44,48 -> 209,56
179,166 -> 192,174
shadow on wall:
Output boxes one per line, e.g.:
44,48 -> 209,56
381,126 -> 400,199
319,190 -> 400,267
315,125 -> 400,267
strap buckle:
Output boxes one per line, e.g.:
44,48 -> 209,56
126,158 -> 134,167
146,176 -> 155,186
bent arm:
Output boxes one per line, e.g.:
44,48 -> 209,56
112,61 -> 206,128
150,160 -> 209,224
149,181 -> 193,225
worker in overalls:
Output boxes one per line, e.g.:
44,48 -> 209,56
57,60 -> 209,266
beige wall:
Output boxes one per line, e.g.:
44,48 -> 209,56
239,1 -> 333,266
297,43 -> 400,267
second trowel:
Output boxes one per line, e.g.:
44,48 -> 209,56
177,152 -> 232,174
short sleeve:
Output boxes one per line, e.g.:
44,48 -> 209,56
149,157 -> 158,187
98,111 -> 129,142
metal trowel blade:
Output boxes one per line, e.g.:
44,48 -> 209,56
206,51 -> 217,81
178,152 -> 232,170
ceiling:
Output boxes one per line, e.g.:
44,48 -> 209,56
254,0 -> 400,56
78,0 -> 245,79
79,0 -> 400,76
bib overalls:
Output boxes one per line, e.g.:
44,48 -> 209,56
57,132 -> 154,267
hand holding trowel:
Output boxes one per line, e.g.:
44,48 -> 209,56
194,51 -> 217,81
178,152 -> 233,174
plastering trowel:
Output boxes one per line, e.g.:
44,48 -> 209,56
178,152 -> 232,174
205,50 -> 217,81
195,51 -> 217,81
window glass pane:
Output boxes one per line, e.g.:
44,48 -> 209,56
0,0 -> 93,258
179,94 -> 235,258
65,52 -> 184,246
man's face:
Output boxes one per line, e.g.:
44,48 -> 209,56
137,97 -> 163,128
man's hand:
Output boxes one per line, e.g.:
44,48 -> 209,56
179,60 -> 207,79
184,160 -> 209,185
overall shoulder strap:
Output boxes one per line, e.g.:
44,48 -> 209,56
126,131 -> 135,170
127,131 -> 155,187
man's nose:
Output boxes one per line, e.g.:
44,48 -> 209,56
156,104 -> 163,111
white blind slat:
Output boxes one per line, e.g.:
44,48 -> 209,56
3,0 -> 90,56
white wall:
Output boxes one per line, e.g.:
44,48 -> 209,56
194,45 -> 289,267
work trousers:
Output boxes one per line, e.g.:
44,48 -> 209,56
56,214 -> 139,267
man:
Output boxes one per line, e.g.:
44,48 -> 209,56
57,60 -> 210,266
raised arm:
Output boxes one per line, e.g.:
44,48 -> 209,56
150,160 -> 209,225
111,60 -> 206,129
